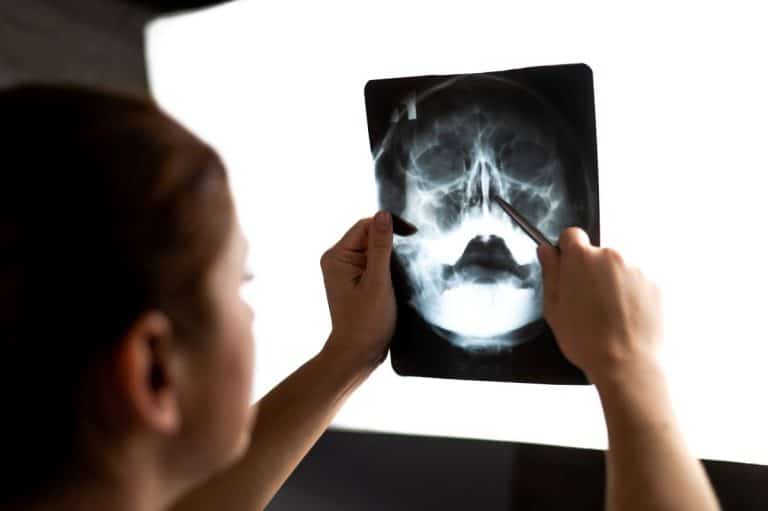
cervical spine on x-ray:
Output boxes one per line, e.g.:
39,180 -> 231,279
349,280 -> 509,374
374,75 -> 580,352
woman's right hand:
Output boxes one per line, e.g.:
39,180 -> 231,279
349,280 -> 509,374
536,228 -> 664,386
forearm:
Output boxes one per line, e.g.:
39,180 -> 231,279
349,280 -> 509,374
595,362 -> 720,511
171,336 -> 373,511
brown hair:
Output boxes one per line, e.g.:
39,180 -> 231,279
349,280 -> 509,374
0,85 -> 234,503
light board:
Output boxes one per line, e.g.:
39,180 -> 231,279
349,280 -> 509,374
146,0 -> 768,465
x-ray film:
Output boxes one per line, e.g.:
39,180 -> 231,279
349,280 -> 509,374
364,64 -> 599,384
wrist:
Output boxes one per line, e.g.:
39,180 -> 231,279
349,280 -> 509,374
591,359 -> 671,420
589,356 -> 666,394
592,357 -> 677,441
318,334 -> 379,389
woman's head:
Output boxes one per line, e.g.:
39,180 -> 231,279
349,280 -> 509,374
0,85 -> 255,505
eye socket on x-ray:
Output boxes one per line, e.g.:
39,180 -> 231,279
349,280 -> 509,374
500,141 -> 550,176
413,143 -> 465,182
365,64 -> 599,384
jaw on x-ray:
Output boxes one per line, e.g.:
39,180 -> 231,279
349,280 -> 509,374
365,64 -> 599,383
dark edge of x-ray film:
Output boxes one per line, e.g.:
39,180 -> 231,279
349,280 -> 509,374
364,63 -> 598,385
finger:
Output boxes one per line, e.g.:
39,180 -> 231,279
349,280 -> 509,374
336,218 -> 372,252
334,250 -> 367,268
558,227 -> 593,254
537,244 -> 561,307
363,210 -> 393,287
602,247 -> 626,267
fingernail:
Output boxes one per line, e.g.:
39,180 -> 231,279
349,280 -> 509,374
375,210 -> 391,231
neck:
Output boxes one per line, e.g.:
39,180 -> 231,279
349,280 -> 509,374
16,442 -> 181,511
19,470 -> 160,511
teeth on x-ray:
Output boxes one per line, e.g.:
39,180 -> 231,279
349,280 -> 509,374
374,75 -> 578,352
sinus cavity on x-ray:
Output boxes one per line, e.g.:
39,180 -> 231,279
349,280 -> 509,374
365,64 -> 599,384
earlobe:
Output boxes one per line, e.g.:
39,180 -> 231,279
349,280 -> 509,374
116,310 -> 182,435
151,381 -> 182,434
146,329 -> 182,435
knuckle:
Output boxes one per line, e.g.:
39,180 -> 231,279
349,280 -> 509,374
603,247 -> 625,265
575,245 -> 592,260
563,244 -> 589,264
320,249 -> 334,268
559,227 -> 580,246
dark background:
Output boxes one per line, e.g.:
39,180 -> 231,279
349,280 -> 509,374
270,429 -> 768,511
2,2 -> 767,510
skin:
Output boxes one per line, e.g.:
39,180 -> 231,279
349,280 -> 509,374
26,208 -> 396,511
28,214 -> 257,511
170,211 -> 396,511
537,228 -> 721,511
26,208 -> 719,511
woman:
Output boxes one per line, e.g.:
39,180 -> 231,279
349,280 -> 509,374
0,85 -> 718,510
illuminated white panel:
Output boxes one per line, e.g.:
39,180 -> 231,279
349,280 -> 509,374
146,0 -> 768,465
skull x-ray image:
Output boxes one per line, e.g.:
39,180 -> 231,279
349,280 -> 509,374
365,64 -> 599,384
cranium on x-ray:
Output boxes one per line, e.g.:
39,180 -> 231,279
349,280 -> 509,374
373,74 -> 585,352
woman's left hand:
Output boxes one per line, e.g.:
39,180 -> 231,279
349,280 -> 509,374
320,211 -> 396,375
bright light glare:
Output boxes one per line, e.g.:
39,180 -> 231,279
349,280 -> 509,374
146,0 -> 768,465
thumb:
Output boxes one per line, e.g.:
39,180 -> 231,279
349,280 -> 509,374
364,210 -> 393,287
537,244 -> 561,310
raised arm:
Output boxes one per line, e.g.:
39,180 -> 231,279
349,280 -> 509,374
171,212 -> 397,511
537,228 -> 720,511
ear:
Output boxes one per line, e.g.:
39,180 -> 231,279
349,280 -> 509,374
114,310 -> 182,435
